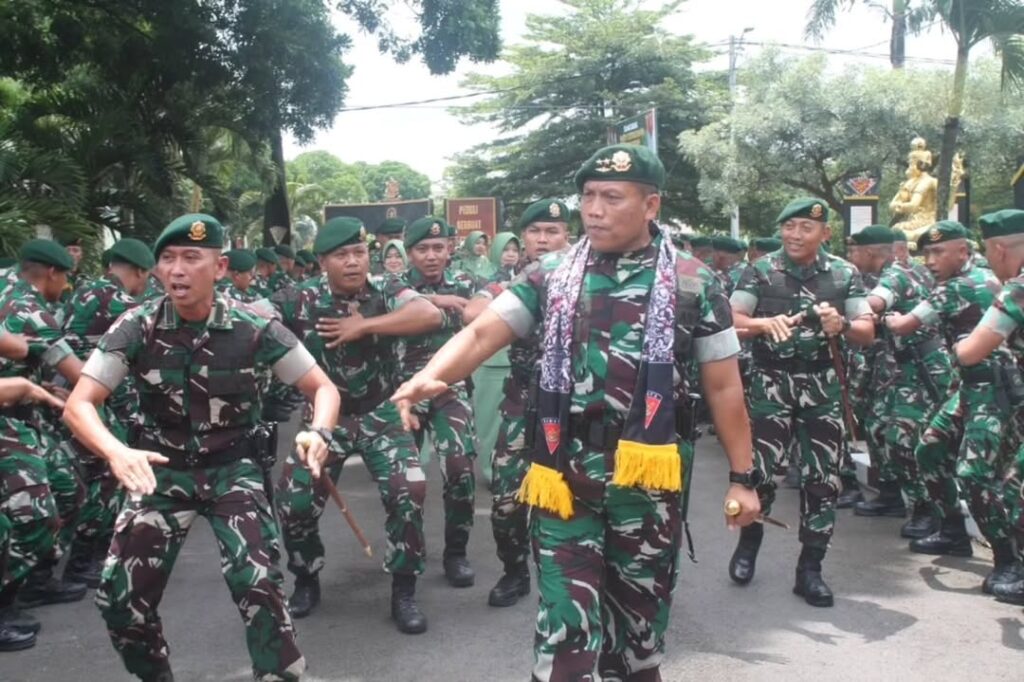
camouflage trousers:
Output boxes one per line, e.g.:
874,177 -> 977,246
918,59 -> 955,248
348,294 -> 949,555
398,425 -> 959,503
277,401 -> 427,577
491,406 -> 530,571
848,350 -> 889,479
916,383 -> 1019,542
878,348 -> 953,504
412,385 -> 477,556
749,366 -> 842,548
0,418 -> 59,601
96,458 -> 303,681
531,440 -> 681,682
73,406 -> 131,551
35,423 -> 87,554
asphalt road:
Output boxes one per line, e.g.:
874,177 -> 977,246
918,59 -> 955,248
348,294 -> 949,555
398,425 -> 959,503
2,429 -> 1023,682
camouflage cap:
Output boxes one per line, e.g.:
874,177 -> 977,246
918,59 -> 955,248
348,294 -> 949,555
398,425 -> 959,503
848,225 -> 894,246
274,244 -> 296,260
916,221 -> 969,250
314,217 -> 366,255
154,213 -> 225,256
751,237 -> 783,252
777,198 -> 829,225
376,217 -> 407,236
979,209 -> 1024,239
517,199 -> 570,231
405,216 -> 449,249
255,247 -> 279,265
574,144 -> 665,191
107,238 -> 156,270
226,248 -> 258,272
19,239 -> 74,271
711,235 -> 745,254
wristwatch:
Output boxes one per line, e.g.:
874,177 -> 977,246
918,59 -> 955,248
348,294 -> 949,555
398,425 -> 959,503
312,427 -> 334,446
840,317 -> 852,334
729,467 -> 764,490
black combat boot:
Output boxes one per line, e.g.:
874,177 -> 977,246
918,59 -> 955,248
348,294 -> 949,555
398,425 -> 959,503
391,574 -> 427,634
835,476 -> 864,509
853,481 -> 906,517
900,502 -> 939,539
443,554 -> 475,588
908,513 -> 973,557
793,545 -> 834,607
0,604 -> 40,635
992,577 -> 1024,605
63,540 -> 103,589
983,541 -> 1024,595
287,574 -> 320,619
488,563 -> 530,607
728,523 -> 763,585
16,564 -> 87,608
142,667 -> 174,682
0,620 -> 35,652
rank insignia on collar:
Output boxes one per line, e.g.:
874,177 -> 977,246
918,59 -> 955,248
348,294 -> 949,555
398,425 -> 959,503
189,221 -> 207,241
549,203 -> 561,218
810,204 -> 823,219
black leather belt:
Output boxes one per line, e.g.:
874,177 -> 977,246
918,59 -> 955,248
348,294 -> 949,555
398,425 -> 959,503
753,354 -> 831,373
139,438 -> 254,471
568,414 -> 624,451
960,366 -> 995,384
342,394 -> 382,417
894,337 -> 944,363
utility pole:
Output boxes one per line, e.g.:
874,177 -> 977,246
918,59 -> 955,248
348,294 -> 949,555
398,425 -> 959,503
728,28 -> 753,240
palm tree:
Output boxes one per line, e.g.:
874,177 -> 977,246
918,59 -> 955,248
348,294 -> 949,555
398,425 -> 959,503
806,1 -> 934,68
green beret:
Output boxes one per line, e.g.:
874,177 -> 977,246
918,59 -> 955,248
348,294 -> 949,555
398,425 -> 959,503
377,218 -> 407,236
752,237 -> 782,252
445,221 -> 459,238
915,221 -> 969,250
777,198 -> 829,225
314,217 -> 367,255
255,247 -> 279,265
56,233 -> 82,247
153,213 -> 225,256
107,238 -> 156,270
405,217 -> 450,249
226,249 -> 257,272
979,209 -> 1024,239
274,245 -> 296,260
892,231 -> 907,243
19,239 -> 74,271
848,225 -> 894,246
296,249 -> 315,265
689,236 -> 711,249
573,144 -> 666,191
711,236 -> 745,254
0,257 -> 17,268
517,199 -> 570,231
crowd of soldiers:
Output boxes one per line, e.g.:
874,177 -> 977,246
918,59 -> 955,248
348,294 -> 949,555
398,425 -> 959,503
0,141 -> 1022,682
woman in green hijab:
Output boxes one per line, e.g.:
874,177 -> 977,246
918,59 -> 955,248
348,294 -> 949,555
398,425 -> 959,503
460,231 -> 496,280
488,232 -> 521,283
382,239 -> 408,275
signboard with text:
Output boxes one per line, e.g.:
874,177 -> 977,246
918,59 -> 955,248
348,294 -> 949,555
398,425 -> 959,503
607,109 -> 658,158
323,199 -> 433,234
445,197 -> 500,238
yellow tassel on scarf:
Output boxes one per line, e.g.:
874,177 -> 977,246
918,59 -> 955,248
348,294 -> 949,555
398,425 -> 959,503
517,463 -> 574,519
612,441 -> 683,492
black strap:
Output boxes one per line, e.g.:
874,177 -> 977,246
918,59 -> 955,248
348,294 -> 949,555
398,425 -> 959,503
568,414 -> 624,451
752,351 -> 831,373
894,337 -> 944,362
139,438 -> 255,471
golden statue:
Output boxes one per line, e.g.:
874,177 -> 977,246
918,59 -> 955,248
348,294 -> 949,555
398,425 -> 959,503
384,177 -> 401,201
890,137 -> 938,247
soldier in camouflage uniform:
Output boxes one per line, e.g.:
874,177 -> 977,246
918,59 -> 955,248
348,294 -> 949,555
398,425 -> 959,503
394,145 -> 760,682
61,238 -> 155,588
393,216 -> 481,587
268,245 -> 297,293
0,240 -> 88,610
954,209 -> 1024,606
689,235 -> 713,267
850,226 -> 953,541
57,234 -> 91,293
252,248 -> 279,299
893,230 -> 936,288
273,216 -> 445,633
730,198 -> 875,607
217,249 -> 262,303
464,199 -> 572,608
64,213 -> 340,682
0,375 -> 66,651
885,221 -> 1024,594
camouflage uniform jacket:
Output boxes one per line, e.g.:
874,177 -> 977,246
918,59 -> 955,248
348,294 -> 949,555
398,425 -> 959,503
81,293 -> 316,456
731,249 -> 870,363
978,268 -> 1024,369
62,273 -> 139,360
870,260 -> 939,353
0,280 -> 75,381
267,271 -> 296,294
216,278 -> 262,304
490,230 -> 739,418
392,267 -> 477,382
271,274 -> 422,415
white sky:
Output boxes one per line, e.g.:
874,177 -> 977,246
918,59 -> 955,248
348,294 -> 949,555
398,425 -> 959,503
283,0 -> 976,189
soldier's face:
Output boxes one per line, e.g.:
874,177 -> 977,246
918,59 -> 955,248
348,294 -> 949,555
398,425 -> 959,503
66,245 -> 83,267
522,222 -> 569,260
922,241 -> 967,281
893,242 -> 910,261
157,247 -> 226,309
321,243 -> 369,294
257,262 -> 276,278
112,264 -> 149,297
693,246 -> 713,265
21,264 -> 67,302
448,237 -> 457,255
230,269 -> 254,291
409,239 -> 449,280
279,257 -> 295,272
847,245 -> 871,272
581,181 -> 659,253
781,218 -> 827,264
